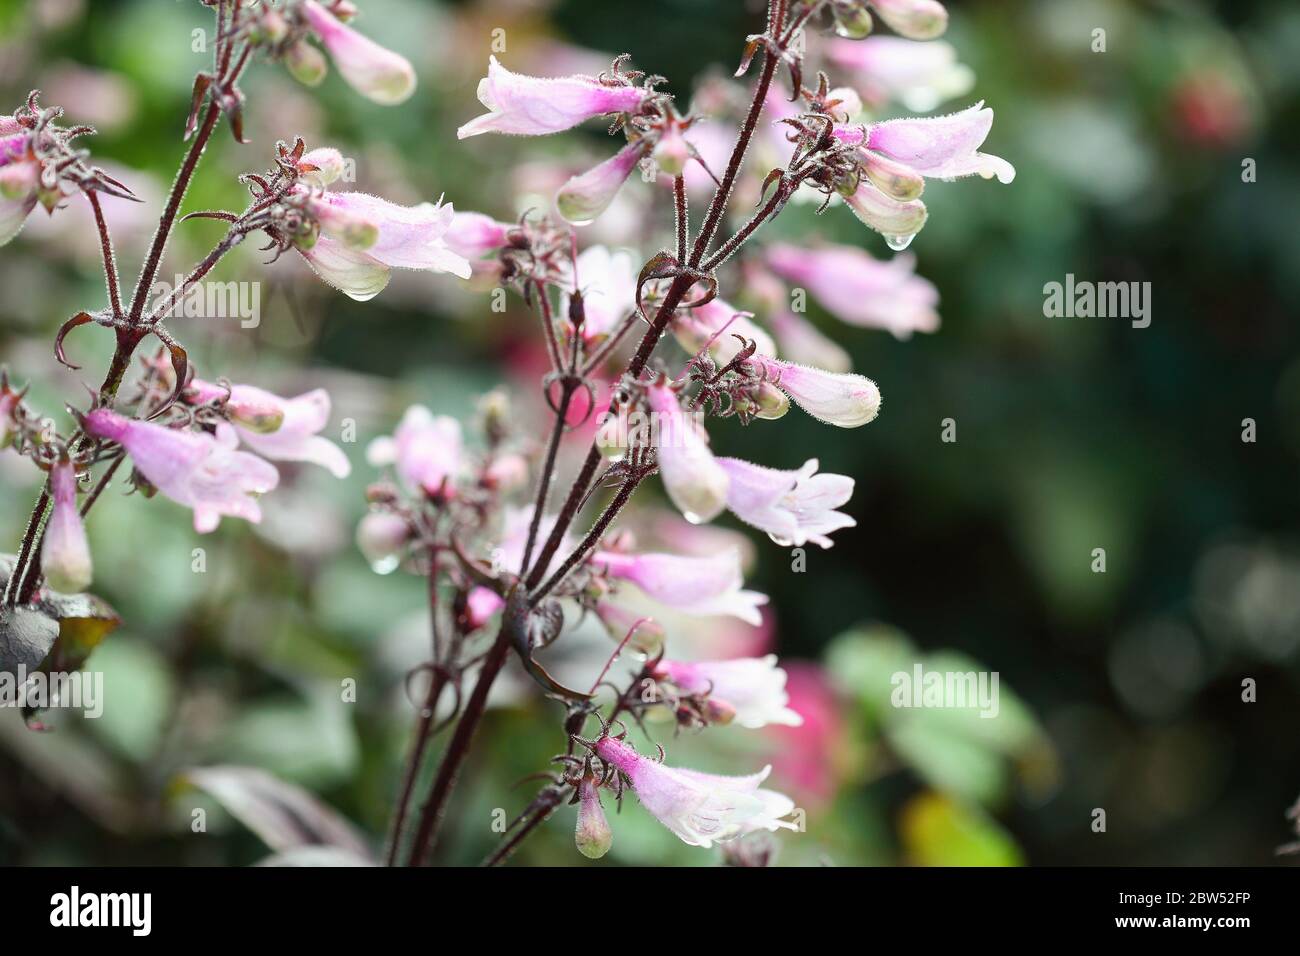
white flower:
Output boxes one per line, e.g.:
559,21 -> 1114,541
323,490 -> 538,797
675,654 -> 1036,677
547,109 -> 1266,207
654,655 -> 804,728
595,736 -> 797,848
717,457 -> 855,548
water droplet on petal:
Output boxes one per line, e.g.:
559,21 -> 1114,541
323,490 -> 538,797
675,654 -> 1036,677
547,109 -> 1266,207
370,554 -> 401,575
885,233 -> 914,252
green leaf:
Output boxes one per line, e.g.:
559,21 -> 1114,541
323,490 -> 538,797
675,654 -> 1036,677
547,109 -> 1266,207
900,792 -> 1023,866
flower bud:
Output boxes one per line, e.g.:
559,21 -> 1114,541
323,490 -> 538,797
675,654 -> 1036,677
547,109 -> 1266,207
286,40 -> 328,87
653,124 -> 691,177
843,181 -> 927,249
298,147 -> 346,188
556,142 -> 644,226
574,773 -> 613,860
827,86 -> 863,122
40,461 -> 92,593
0,380 -> 21,449
308,196 -> 379,250
860,149 -> 926,202
356,510 -> 410,574
462,586 -> 505,631
252,8 -> 289,45
870,0 -> 948,41
832,1 -> 874,39
0,159 -> 38,201
703,698 -> 737,725
751,381 -> 790,421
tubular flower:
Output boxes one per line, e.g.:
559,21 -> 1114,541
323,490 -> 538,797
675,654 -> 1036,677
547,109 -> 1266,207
646,381 -> 729,525
556,142 -> 647,225
40,460 -> 92,593
769,310 -> 852,373
443,210 -> 513,260
826,37 -> 974,112
717,457 -> 856,548
833,102 -> 1012,248
652,655 -> 804,728
672,297 -> 777,365
188,379 -> 351,478
841,101 -> 1016,185
295,190 -> 472,301
750,356 -> 881,428
366,405 -> 463,498
593,548 -> 767,625
458,57 -> 652,139
84,408 -> 280,534
594,736 -> 798,848
832,0 -> 949,41
766,242 -> 939,339
299,1 -> 417,105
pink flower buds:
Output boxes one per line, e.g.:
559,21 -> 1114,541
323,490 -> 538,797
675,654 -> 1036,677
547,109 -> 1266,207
40,460 -> 92,593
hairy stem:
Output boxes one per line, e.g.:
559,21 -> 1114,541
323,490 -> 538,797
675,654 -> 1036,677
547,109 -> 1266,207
520,379 -> 576,578
86,191 -> 122,318
405,626 -> 512,865
124,99 -> 222,327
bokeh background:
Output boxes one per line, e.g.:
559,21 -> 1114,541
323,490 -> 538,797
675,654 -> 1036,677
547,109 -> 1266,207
2,0 -> 1298,866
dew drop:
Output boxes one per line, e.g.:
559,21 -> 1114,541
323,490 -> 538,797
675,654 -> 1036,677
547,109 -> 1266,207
370,554 -> 400,575
884,233 -> 914,252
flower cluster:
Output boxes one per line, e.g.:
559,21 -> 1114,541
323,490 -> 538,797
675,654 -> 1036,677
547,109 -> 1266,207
352,0 -> 1017,863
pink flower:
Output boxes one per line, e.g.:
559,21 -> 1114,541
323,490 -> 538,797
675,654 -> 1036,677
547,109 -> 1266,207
593,548 -> 767,625
463,586 -> 506,632
863,102 -> 1016,185
84,408 -> 279,533
458,57 -> 651,138
366,405 -> 463,497
300,0 -> 416,105
296,146 -> 347,187
443,210 -> 512,259
594,736 -> 797,847
556,142 -> 646,225
646,381 -> 728,525
750,356 -> 881,428
766,242 -> 939,339
188,379 -> 351,478
40,460 -> 92,593
826,37 -> 974,112
653,655 -> 803,728
717,457 -> 855,549
672,296 -> 776,365
297,192 -> 471,301
565,245 -> 637,343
